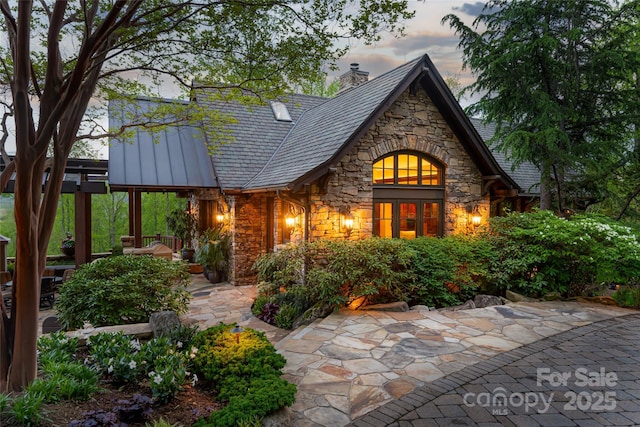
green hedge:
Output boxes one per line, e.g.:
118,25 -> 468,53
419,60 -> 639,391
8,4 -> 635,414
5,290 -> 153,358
252,212 -> 640,325
57,255 -> 191,330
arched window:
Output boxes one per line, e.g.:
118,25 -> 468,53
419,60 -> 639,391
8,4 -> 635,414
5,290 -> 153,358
372,152 -> 444,238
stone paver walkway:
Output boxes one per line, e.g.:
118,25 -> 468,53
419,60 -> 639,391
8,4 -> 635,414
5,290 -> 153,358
273,301 -> 634,426
350,313 -> 640,427
48,274 -> 636,427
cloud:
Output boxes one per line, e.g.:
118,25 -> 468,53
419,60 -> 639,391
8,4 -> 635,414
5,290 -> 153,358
452,2 -> 487,17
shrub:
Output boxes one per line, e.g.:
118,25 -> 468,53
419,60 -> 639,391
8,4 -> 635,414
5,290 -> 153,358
304,238 -> 414,309
56,255 -> 191,329
405,235 -> 493,308
614,285 -> 640,308
28,362 -> 100,402
487,211 -> 640,297
7,392 -> 46,426
274,303 -> 299,329
192,324 -> 296,427
253,244 -> 306,286
87,331 -> 143,384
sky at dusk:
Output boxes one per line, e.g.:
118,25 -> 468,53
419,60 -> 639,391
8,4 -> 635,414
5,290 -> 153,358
332,1 -> 484,105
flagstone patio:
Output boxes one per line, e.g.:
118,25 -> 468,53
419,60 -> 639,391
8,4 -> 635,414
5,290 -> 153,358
178,277 -> 634,426
38,275 -> 637,426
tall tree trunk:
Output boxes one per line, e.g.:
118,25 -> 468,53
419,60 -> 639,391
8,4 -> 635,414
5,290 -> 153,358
539,161 -> 552,210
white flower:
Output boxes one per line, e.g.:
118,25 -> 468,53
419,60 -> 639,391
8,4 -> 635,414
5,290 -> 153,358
153,374 -> 162,385
191,346 -> 198,354
128,360 -> 137,370
191,374 -> 199,387
131,339 -> 141,351
108,365 -> 114,374
177,341 -> 183,349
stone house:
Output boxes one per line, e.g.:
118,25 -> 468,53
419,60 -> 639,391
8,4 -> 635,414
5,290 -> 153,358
109,54 -> 539,286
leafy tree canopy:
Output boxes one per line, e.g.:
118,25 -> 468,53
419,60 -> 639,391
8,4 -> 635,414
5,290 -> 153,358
0,0 -> 415,392
444,0 -> 640,212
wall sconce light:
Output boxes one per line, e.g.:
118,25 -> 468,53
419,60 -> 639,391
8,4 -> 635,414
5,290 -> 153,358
340,207 -> 354,235
216,204 -> 226,223
467,203 -> 482,227
285,204 -> 296,229
230,325 -> 244,344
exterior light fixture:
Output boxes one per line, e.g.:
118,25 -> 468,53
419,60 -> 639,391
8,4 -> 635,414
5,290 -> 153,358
466,203 -> 482,229
230,325 -> 244,344
285,205 -> 296,229
340,207 -> 354,235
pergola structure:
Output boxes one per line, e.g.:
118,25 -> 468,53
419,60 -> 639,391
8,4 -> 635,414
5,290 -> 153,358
0,157 -> 108,266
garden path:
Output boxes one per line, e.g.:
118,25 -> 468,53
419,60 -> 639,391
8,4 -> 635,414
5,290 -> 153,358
39,276 -> 637,426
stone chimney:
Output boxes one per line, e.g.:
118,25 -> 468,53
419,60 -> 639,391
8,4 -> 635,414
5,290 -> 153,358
339,63 -> 369,90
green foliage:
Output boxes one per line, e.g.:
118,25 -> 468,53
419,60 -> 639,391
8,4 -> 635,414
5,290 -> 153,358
37,331 -> 79,366
274,304 -> 300,330
56,255 -> 191,329
614,285 -> 640,309
86,330 -> 194,403
443,0 -> 640,211
405,235 -> 493,308
253,244 -> 306,286
7,392 -> 46,426
487,211 -> 640,297
167,208 -> 198,249
305,239 -> 415,307
192,323 -> 296,427
87,332 -> 143,384
159,323 -> 201,350
29,362 -> 100,403
195,227 -> 231,272
251,293 -> 271,317
0,393 -> 10,412
147,354 -> 188,404
253,213 -> 640,316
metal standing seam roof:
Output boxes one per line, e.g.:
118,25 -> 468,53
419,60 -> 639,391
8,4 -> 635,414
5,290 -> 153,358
108,98 -> 218,189
470,118 -> 541,195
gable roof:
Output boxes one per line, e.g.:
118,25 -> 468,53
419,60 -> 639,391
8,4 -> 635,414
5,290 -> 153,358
109,54 -> 527,195
227,54 -> 519,192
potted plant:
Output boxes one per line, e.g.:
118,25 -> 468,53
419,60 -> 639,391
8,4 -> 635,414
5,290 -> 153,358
167,208 -> 198,261
195,226 -> 230,283
60,232 -> 75,257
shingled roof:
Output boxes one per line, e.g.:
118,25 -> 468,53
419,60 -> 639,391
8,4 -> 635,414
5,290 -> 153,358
203,54 -> 519,193
193,92 -> 326,190
109,54 -> 531,195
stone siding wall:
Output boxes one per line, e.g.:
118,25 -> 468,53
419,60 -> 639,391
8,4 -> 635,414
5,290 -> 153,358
230,193 -> 269,286
309,86 -> 490,240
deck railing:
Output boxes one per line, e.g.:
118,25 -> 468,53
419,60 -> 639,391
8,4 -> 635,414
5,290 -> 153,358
141,235 -> 181,252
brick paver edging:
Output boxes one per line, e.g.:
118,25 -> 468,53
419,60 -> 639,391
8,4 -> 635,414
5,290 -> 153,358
348,312 -> 640,427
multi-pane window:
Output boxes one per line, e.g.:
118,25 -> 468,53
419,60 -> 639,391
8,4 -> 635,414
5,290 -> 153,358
373,152 -> 444,239
373,153 -> 441,186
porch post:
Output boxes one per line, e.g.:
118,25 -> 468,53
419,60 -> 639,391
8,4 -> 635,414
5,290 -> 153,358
74,189 -> 92,266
